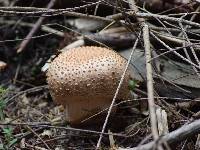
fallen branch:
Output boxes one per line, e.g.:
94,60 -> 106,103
119,119 -> 200,150
96,32 -> 141,149
143,23 -> 159,140
17,0 -> 56,53
1,6 -> 200,28
108,12 -> 200,28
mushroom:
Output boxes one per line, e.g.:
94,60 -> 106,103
46,46 -> 131,125
0,61 -> 7,70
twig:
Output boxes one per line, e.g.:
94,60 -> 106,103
150,42 -> 200,61
82,95 -> 196,123
0,122 -> 127,137
26,125 -> 51,150
5,85 -> 48,104
108,12 -> 200,28
13,61 -> 21,84
0,1 -> 102,14
41,39 -> 84,72
0,20 -> 65,37
119,119 -> 200,150
143,24 -> 159,139
152,30 -> 185,45
96,32 -> 141,149
17,0 -> 56,53
179,19 -> 200,67
1,7 -> 200,29
178,20 -> 200,78
127,0 -> 144,23
25,142 -> 48,150
154,74 -> 191,94
150,32 -> 200,69
178,6 -> 200,37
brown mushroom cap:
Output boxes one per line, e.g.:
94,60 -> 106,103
47,46 -> 131,124
0,61 -> 7,70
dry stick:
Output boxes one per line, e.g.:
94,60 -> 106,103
0,20 -> 64,37
0,1 -> 102,13
54,23 -> 111,49
150,32 -> 200,69
128,0 -> 161,87
154,73 -> 191,93
119,119 -> 200,150
0,33 -> 53,43
143,24 -> 159,140
179,21 -> 200,68
82,96 -> 195,123
13,62 -> 21,84
0,122 -> 127,137
96,33 -> 141,149
150,26 -> 199,33
127,0 -> 144,23
150,42 -> 200,61
17,0 -> 56,53
182,41 -> 200,78
0,3 -> 105,18
6,85 -> 48,104
129,0 -> 159,145
26,125 -> 51,150
177,16 -> 200,78
108,12 -> 200,28
2,9 -> 200,38
139,6 -> 173,36
1,6 -> 200,29
1,7 -> 199,36
178,6 -> 200,37
152,30 -> 188,45
25,143 -> 48,150
153,27 -> 200,45
2,11 -> 200,36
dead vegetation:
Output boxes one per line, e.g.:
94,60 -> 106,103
0,0 -> 200,149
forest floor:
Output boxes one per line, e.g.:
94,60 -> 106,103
0,0 -> 200,149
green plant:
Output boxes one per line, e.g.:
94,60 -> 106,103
0,87 -> 17,149
0,86 -> 7,121
0,100 -> 6,121
0,86 -> 6,97
1,127 -> 17,149
128,79 -> 138,91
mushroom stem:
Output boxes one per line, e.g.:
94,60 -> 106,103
65,97 -> 116,125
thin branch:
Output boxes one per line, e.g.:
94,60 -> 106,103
0,122 -> 127,137
17,0 -> 56,53
96,32 -> 141,149
0,1 -> 102,13
108,12 -> 200,28
1,6 -> 200,29
0,20 -> 64,37
119,119 -> 200,150
179,21 -> 200,68
26,125 -> 51,150
178,6 -> 200,37
143,24 -> 159,139
150,32 -> 200,69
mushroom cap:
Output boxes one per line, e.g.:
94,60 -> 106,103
46,46 -> 131,124
0,61 -> 7,70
